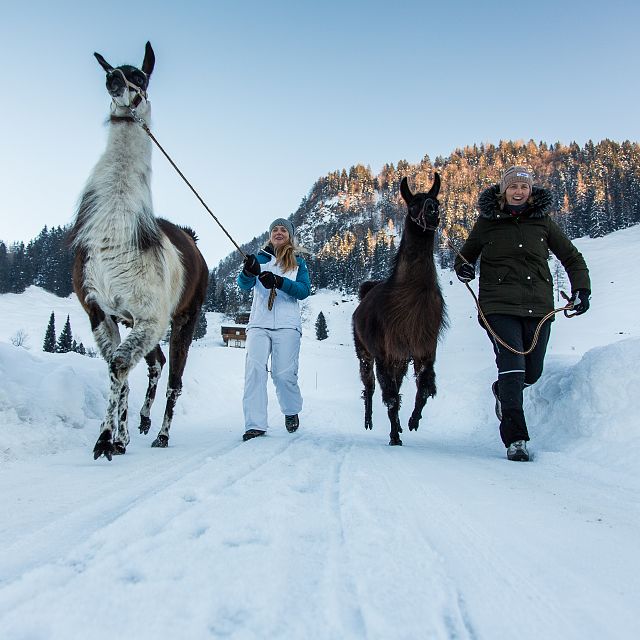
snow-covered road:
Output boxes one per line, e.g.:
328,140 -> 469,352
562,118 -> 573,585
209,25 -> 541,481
2,410 -> 637,639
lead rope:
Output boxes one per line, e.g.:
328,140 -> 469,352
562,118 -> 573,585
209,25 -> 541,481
124,103 -> 287,310
130,108 -> 282,309
126,105 -> 246,259
444,235 -> 576,356
268,287 -> 277,310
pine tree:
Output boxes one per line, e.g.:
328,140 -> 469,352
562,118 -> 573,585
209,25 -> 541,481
71,340 -> 87,355
193,309 -> 208,340
204,271 -> 216,311
56,315 -> 73,353
8,242 -> 28,294
0,242 -> 9,293
315,311 -> 328,341
43,312 -> 56,353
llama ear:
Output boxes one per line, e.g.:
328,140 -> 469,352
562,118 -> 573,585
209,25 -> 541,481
400,177 -> 413,203
142,42 -> 155,77
94,53 -> 114,73
426,172 -> 441,199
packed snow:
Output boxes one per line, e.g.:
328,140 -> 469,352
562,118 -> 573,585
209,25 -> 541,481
1,226 -> 639,639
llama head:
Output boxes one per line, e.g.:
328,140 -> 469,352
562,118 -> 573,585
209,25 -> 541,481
400,173 -> 441,232
94,42 -> 155,110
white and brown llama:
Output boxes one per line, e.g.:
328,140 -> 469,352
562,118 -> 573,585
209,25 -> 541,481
352,174 -> 446,445
71,42 -> 208,460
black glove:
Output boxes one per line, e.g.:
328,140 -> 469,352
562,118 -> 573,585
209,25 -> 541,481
570,289 -> 590,315
258,271 -> 283,290
456,262 -> 476,283
242,254 -> 261,277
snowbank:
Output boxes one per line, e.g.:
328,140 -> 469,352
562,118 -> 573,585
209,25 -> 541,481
527,338 -> 640,457
0,344 -> 105,461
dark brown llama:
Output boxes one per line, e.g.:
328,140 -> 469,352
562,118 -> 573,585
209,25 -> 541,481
71,42 -> 209,460
352,174 -> 446,445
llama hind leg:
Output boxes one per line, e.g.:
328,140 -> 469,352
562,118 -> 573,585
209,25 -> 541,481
376,361 -> 408,446
139,345 -> 166,435
152,311 -> 198,448
408,359 -> 436,431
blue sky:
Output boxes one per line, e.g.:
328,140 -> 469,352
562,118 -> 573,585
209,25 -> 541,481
1,0 -> 638,266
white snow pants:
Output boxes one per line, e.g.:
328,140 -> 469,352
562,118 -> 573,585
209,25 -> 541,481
243,327 -> 303,431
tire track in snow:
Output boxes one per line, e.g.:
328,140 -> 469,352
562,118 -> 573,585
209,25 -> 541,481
0,433 -> 308,634
377,445 -> 610,639
336,443 -> 478,640
320,436 -> 369,637
0,431 -> 296,590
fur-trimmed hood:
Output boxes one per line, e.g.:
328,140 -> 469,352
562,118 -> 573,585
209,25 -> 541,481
477,184 -> 555,220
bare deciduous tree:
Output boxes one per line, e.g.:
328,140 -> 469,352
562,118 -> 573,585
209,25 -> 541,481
10,329 -> 30,349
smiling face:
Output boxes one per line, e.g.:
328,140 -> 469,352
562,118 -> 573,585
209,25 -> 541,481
270,225 -> 290,249
504,181 -> 532,206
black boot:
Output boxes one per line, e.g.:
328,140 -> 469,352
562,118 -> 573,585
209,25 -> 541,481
507,440 -> 530,461
243,429 -> 266,441
285,415 -> 299,433
491,380 -> 502,421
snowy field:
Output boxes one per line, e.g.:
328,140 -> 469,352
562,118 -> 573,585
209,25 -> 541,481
1,226 -> 639,639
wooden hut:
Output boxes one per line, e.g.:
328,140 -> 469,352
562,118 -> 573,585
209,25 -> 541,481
220,311 -> 251,348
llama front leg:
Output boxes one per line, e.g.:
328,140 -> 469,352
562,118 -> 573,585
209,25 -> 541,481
94,320 -> 160,460
376,361 -> 407,446
113,381 -> 130,454
152,312 -> 197,448
355,338 -> 375,430
111,319 -> 163,379
408,359 -> 436,431
88,306 -> 123,460
140,345 -> 166,435
94,364 -> 126,460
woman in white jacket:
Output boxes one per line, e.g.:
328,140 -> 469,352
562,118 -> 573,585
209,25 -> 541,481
237,218 -> 312,441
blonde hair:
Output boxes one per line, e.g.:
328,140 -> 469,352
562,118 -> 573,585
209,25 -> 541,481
264,236 -> 311,273
276,241 -> 297,273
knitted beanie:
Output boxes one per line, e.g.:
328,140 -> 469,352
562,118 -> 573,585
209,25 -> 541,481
500,166 -> 534,194
269,218 -> 294,239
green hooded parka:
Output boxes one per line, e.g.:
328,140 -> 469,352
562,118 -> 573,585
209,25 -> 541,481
454,185 -> 590,319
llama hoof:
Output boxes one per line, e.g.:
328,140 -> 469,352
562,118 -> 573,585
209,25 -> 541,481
389,437 -> 403,446
364,422 -> 372,430
408,417 -> 420,431
93,434 -> 115,461
139,416 -> 151,435
151,434 -> 169,448
113,442 -> 127,455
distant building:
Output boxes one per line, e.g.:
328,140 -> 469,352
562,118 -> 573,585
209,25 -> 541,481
221,311 -> 250,348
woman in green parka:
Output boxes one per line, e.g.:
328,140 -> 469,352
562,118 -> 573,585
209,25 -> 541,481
454,166 -> 591,461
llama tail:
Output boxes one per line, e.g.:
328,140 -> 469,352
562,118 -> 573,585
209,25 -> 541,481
359,280 -> 381,300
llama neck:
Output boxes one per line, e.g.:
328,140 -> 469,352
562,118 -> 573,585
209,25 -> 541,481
74,103 -> 159,251
390,229 -> 438,286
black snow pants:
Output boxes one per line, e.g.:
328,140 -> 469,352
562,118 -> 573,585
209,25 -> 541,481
483,314 -> 551,447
